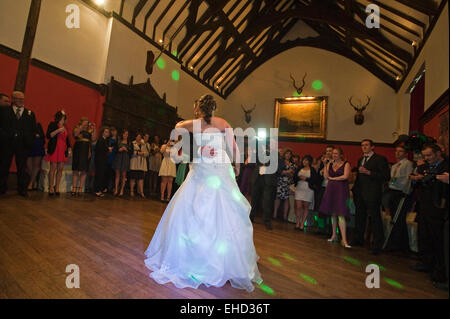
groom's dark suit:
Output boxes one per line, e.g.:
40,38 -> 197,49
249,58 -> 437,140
352,152 -> 390,251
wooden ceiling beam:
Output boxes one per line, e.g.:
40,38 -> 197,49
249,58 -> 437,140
152,0 -> 176,41
132,0 -> 148,26
369,0 -> 426,29
394,0 -> 439,16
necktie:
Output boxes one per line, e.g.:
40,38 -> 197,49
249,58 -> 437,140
15,108 -> 22,119
362,156 -> 368,166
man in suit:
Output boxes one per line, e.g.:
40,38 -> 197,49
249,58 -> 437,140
0,91 -> 37,197
410,144 -> 449,286
249,137 -> 281,230
352,139 -> 390,254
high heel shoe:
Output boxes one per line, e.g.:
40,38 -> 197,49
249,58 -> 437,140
341,241 -> 352,249
139,193 -> 146,199
49,187 -> 55,196
327,237 -> 338,243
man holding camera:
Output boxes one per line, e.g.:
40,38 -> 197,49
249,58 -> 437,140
410,144 -> 449,286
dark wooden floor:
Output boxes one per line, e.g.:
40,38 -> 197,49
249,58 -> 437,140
0,191 -> 447,299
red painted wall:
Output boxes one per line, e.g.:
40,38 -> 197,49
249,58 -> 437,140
423,105 -> 449,139
278,141 -> 396,168
0,52 -> 105,171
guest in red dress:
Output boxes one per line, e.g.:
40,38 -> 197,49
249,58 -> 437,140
45,110 -> 71,196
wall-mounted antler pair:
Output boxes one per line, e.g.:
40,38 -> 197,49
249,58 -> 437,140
349,95 -> 371,125
290,73 -> 307,96
146,40 -> 172,75
241,104 -> 256,124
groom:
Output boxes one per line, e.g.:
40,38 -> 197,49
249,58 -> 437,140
249,138 -> 281,230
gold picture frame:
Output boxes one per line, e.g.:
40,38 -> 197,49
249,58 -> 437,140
274,96 -> 328,140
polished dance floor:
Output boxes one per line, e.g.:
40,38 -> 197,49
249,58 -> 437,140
0,192 -> 447,299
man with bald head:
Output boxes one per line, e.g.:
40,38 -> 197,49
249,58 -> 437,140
0,91 -> 37,197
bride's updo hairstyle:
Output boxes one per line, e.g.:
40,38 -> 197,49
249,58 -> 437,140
198,94 -> 216,124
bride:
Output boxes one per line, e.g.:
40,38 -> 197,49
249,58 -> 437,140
144,94 -> 262,292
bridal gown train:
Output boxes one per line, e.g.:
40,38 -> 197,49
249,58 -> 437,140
144,132 -> 262,292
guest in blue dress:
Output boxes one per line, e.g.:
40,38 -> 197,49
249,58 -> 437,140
319,147 -> 352,248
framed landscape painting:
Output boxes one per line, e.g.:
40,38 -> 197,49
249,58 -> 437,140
274,96 -> 328,139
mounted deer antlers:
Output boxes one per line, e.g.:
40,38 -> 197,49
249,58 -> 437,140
146,40 -> 172,75
241,104 -> 256,124
349,95 -> 371,125
290,73 -> 307,96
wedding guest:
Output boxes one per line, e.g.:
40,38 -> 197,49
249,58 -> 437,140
149,135 -> 162,194
381,145 -> 413,252
129,132 -> 148,198
239,146 -> 256,199
143,132 -> 152,194
72,117 -> 95,196
319,147 -> 352,248
273,149 -> 296,221
106,127 -> 118,192
45,111 -> 71,195
94,127 -> 111,197
0,93 -> 10,107
294,155 -> 320,230
352,139 -> 390,255
159,139 -> 177,202
112,129 -> 130,197
27,122 -> 45,191
0,91 -> 37,197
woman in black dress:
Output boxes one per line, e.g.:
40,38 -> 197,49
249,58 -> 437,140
71,117 -> 96,196
94,126 -> 111,197
112,129 -> 131,197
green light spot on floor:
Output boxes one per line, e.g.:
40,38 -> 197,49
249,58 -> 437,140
172,50 -> 178,57
268,257 -> 282,267
314,215 -> 318,221
156,57 -> 166,69
344,256 -> 361,266
206,175 -> 221,189
312,80 -> 323,90
258,283 -> 275,295
293,91 -> 302,97
383,277 -> 403,289
171,70 -> 180,81
300,273 -> 318,285
369,261 -> 386,272
281,253 -> 296,261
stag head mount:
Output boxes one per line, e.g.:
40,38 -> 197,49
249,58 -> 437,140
349,95 -> 371,125
290,73 -> 307,96
241,104 -> 256,124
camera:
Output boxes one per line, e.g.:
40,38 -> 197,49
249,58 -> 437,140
422,172 -> 437,185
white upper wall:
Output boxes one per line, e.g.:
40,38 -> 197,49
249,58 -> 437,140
0,0 -> 31,51
224,46 -> 398,143
32,0 -> 111,84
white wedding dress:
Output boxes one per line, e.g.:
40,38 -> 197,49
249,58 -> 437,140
144,132 -> 262,292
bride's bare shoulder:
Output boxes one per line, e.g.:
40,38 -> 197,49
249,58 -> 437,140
211,117 -> 231,130
175,119 -> 195,130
